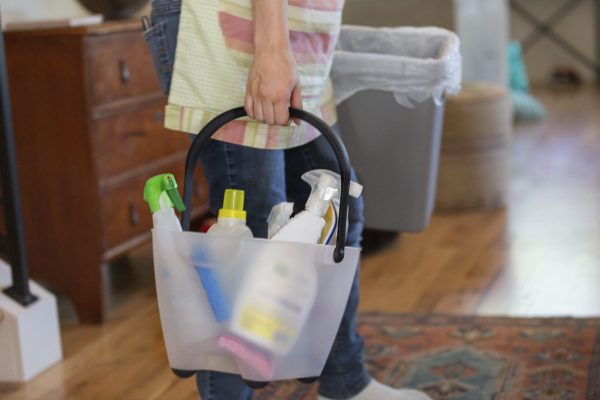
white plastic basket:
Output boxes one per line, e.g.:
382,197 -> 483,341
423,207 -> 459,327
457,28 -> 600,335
152,108 -> 361,383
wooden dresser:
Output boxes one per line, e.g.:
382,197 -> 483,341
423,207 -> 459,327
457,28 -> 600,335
2,21 -> 209,323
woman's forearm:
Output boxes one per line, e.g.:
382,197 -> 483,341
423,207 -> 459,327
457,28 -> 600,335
246,0 -> 302,125
251,0 -> 290,54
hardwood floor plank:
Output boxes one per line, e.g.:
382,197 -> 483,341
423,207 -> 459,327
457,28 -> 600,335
477,87 -> 600,316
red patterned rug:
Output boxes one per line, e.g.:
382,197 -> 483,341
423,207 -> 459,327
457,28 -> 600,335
255,313 -> 600,400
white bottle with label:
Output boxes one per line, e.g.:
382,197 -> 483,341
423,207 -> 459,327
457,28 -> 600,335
228,175 -> 338,358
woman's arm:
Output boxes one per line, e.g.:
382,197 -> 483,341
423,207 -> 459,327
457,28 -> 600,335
245,0 -> 302,125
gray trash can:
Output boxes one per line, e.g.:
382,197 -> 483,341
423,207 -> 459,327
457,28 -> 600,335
332,26 -> 462,232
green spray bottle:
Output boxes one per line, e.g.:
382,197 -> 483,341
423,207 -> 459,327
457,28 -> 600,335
143,174 -> 186,231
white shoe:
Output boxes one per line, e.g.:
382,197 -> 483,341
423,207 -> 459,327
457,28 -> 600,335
317,380 -> 432,400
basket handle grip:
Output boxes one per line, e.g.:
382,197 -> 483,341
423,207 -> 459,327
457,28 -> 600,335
181,107 -> 352,263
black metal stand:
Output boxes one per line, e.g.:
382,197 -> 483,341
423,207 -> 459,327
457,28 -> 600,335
597,0 -> 600,82
510,0 -> 600,82
0,14 -> 38,306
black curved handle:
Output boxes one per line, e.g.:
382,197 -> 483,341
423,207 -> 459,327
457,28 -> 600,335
181,107 -> 352,263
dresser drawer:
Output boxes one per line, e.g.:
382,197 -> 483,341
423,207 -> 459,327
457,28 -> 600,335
101,161 -> 208,251
86,30 -> 161,107
92,100 -> 192,181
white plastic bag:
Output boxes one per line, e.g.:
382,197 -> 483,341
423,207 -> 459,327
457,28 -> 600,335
332,25 -> 462,107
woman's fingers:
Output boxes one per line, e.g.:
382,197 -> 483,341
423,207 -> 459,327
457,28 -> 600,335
247,89 -> 300,125
263,101 -> 276,125
254,100 -> 264,123
274,101 -> 290,126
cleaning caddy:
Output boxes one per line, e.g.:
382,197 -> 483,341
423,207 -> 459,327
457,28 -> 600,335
145,108 -> 361,385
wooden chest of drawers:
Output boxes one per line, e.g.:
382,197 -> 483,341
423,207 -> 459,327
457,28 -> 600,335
3,21 -> 209,323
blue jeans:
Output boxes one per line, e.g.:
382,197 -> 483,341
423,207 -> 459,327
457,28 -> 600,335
144,0 -> 181,95
145,1 -> 370,398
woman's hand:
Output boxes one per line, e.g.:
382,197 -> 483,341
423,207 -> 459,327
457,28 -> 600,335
245,49 -> 302,126
246,0 -> 302,125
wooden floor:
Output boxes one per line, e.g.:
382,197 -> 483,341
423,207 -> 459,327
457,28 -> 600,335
361,87 -> 600,317
2,87 -> 600,399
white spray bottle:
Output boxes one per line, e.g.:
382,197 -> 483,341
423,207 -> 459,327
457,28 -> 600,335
300,170 -> 363,245
271,173 -> 338,244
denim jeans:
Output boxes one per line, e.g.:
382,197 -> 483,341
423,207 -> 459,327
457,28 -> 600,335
144,0 -> 181,95
146,1 -> 371,399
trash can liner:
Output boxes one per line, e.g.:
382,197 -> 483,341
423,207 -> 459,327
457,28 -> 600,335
334,26 -> 463,231
332,26 -> 462,107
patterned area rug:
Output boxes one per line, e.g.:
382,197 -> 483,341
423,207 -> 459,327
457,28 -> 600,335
255,313 -> 600,400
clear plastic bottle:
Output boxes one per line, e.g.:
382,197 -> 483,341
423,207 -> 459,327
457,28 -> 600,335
199,189 -> 252,322
208,189 -> 253,239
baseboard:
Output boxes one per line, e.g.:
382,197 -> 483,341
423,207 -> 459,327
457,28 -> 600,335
0,260 -> 62,382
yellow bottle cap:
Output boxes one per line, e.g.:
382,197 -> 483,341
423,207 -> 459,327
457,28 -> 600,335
218,189 -> 247,220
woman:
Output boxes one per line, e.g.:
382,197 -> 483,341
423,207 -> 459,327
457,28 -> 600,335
144,0 -> 431,399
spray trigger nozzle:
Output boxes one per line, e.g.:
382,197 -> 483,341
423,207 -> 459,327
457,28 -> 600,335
323,187 -> 337,201
164,175 -> 186,212
167,188 -> 186,212
144,174 -> 186,213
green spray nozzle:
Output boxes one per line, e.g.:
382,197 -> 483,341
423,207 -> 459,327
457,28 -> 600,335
143,174 -> 186,213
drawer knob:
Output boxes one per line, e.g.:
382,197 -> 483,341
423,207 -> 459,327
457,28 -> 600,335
129,203 -> 139,226
119,59 -> 131,83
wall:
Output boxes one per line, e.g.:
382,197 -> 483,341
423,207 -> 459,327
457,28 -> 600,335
343,0 -> 509,87
2,0 -> 595,84
455,0 -> 509,87
510,0 -> 597,84
344,0 -> 598,85
0,0 -> 151,25
0,0 -> 88,22
343,0 -> 454,29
